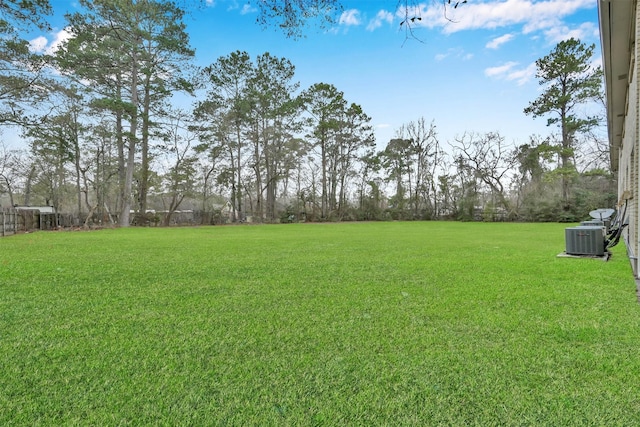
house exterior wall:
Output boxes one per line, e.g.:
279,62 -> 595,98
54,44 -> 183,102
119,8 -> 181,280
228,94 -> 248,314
620,34 -> 637,273
600,0 -> 639,277
630,1 -> 639,276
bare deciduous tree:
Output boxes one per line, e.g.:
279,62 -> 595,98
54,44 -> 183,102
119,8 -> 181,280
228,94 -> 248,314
452,131 -> 516,216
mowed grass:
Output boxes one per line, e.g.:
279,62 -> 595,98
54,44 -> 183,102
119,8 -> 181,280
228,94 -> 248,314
1,222 -> 639,426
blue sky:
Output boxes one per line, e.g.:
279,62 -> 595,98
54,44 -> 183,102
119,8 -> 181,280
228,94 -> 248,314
34,0 -> 602,149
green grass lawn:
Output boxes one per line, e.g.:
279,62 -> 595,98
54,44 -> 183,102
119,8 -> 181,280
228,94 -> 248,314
1,222 -> 639,425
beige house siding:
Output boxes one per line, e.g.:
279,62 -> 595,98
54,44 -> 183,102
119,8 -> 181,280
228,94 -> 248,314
621,31 -> 637,272
600,0 -> 638,276
635,3 -> 640,275
631,1 -> 639,276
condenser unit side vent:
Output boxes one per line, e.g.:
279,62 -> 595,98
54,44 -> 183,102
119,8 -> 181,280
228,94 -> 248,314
565,226 -> 605,256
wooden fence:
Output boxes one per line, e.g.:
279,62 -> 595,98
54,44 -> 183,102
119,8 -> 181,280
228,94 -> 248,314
1,208 -> 18,236
0,208 -> 77,236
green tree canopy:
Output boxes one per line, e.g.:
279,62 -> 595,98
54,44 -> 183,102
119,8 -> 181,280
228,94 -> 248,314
0,0 -> 53,125
524,37 -> 603,206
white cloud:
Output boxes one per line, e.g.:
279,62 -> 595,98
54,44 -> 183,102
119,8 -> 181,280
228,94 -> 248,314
506,62 -> 537,85
28,36 -> 48,53
543,22 -> 598,44
28,28 -> 72,55
435,47 -> 473,62
240,4 -> 256,15
339,9 -> 361,26
485,61 -> 536,85
486,33 -> 514,49
367,10 -> 394,31
406,0 -> 594,36
225,0 -> 240,12
46,28 -> 73,54
485,61 -> 518,77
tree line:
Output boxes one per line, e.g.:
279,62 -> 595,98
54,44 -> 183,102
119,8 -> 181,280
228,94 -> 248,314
0,1 -> 612,226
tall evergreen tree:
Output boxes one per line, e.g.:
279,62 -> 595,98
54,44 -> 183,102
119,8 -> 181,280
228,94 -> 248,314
524,38 -> 603,208
196,51 -> 254,222
301,83 -> 346,219
57,0 -> 195,226
248,53 -> 301,221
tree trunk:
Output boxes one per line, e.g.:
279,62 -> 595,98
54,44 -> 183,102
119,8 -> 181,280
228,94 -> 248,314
139,76 -> 151,215
253,128 -> 263,222
321,136 -> 328,219
120,49 -> 139,227
72,111 -> 82,217
116,79 -> 125,216
23,165 -> 35,205
236,136 -> 243,221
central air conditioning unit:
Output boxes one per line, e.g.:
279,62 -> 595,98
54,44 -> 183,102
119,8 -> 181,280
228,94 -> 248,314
580,220 -> 604,227
565,226 -> 605,256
